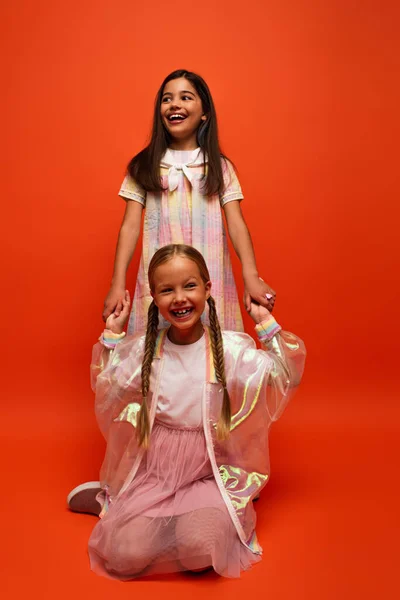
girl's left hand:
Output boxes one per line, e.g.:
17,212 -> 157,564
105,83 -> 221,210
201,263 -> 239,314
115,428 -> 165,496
243,276 -> 276,312
248,300 -> 271,324
105,290 -> 130,334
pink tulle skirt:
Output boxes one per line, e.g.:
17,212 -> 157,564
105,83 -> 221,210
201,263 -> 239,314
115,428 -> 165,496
88,420 -> 260,579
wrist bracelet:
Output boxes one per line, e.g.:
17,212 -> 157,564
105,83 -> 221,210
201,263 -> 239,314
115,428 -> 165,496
255,316 -> 281,342
102,329 -> 126,349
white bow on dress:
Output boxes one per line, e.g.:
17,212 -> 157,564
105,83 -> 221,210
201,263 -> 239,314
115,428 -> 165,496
161,148 -> 205,192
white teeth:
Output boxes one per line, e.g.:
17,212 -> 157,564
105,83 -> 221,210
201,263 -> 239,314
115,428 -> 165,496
174,308 -> 191,315
169,114 -> 185,121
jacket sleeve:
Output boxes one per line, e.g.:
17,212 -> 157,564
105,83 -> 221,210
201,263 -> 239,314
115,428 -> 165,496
254,315 -> 306,422
90,331 -> 143,438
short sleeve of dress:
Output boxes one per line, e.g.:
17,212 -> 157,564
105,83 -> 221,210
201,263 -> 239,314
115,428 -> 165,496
219,159 -> 244,207
118,174 -> 146,206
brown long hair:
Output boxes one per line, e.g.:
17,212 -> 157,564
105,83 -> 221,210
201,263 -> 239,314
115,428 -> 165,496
127,70 -> 230,197
137,244 -> 231,448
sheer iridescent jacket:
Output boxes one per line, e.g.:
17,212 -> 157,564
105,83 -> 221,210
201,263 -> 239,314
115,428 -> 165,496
91,323 -> 306,555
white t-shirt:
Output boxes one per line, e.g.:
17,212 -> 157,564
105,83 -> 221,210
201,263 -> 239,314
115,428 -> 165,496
155,333 -> 206,428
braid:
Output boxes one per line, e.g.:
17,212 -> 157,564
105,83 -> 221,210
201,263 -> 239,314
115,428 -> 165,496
207,296 -> 231,440
137,301 -> 159,448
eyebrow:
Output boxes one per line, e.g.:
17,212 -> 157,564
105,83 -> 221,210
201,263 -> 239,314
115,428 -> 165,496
162,90 -> 196,97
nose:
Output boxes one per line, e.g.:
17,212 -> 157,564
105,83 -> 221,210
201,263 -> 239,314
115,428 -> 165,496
170,98 -> 181,110
173,289 -> 186,304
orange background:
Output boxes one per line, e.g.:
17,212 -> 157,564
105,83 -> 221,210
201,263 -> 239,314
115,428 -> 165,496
1,1 -> 399,598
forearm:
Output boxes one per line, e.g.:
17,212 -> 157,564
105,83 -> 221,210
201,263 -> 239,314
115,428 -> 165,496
111,222 -> 140,286
225,215 -> 259,278
223,201 -> 275,308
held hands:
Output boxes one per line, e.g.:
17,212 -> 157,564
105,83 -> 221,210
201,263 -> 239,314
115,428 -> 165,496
243,275 -> 276,313
247,300 -> 271,324
105,290 -> 130,334
103,284 -> 126,322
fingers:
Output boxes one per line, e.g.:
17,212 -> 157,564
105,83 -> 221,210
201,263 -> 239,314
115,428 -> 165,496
267,296 -> 275,312
257,294 -> 276,312
103,296 -> 117,321
244,291 -> 251,312
121,291 -> 131,315
248,301 -> 266,325
267,293 -> 276,313
115,298 -> 123,317
102,290 -> 130,328
262,286 -> 276,312
124,290 -> 131,309
105,313 -> 115,330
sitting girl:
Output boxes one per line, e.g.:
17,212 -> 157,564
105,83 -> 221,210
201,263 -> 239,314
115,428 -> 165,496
88,244 -> 306,579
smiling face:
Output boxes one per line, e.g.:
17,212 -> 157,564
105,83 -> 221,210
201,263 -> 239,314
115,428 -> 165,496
151,255 -> 211,344
160,77 -> 207,149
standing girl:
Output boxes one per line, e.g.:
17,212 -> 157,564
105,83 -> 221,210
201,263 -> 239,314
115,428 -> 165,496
103,68 -> 276,334
88,244 -> 305,579
68,69 -> 276,512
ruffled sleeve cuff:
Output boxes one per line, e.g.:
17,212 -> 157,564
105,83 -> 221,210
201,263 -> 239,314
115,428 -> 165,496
255,316 -> 282,343
101,329 -> 126,349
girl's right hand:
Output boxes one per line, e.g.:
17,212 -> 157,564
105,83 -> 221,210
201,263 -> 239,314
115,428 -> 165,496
103,284 -> 127,322
105,291 -> 130,333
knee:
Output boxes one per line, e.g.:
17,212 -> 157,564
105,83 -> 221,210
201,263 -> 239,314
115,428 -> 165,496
178,547 -> 213,572
105,537 -> 153,576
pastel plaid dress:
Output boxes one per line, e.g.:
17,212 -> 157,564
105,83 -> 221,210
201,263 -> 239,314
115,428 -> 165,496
119,148 -> 244,334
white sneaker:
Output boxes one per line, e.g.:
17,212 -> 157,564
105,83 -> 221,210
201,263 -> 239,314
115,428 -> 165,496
67,481 -> 102,516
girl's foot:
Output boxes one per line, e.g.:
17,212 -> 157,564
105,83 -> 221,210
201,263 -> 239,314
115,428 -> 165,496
67,481 -> 102,516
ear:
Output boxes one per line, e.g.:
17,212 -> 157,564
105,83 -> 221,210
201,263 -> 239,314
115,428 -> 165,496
151,290 -> 158,307
205,280 -> 212,299
201,114 -> 207,121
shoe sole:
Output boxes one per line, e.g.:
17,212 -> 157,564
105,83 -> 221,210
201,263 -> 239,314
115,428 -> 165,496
67,481 -> 102,516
